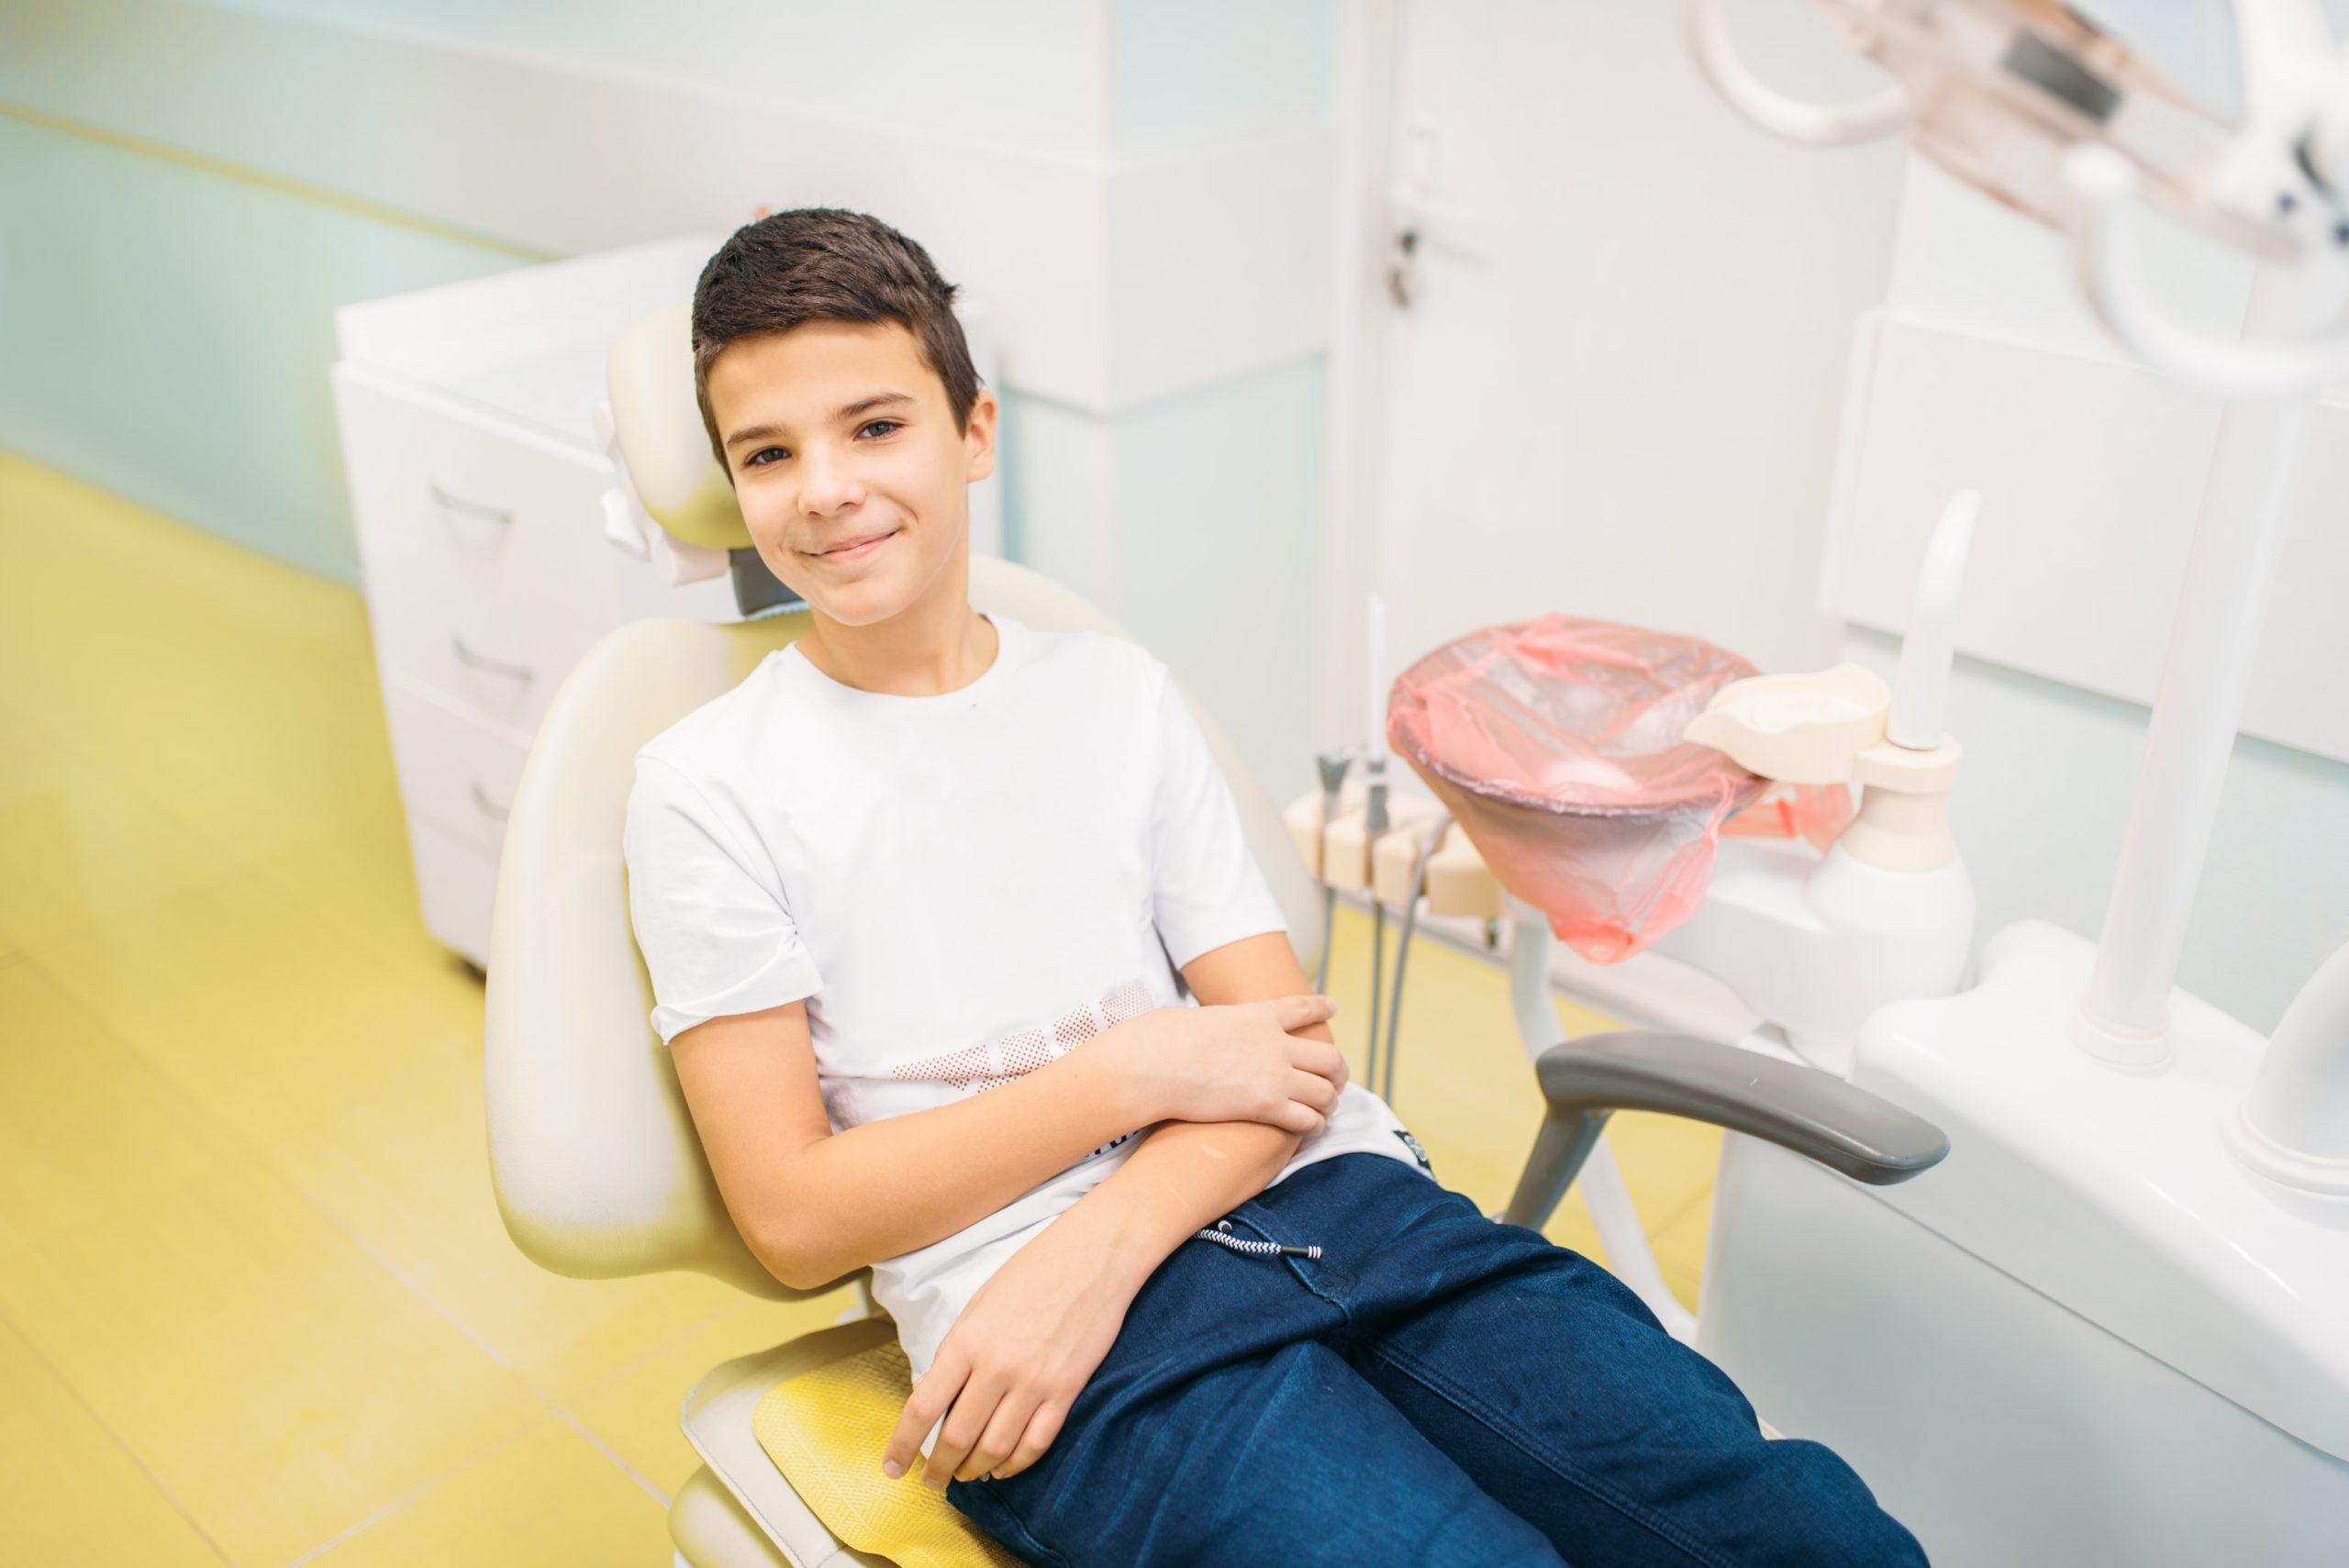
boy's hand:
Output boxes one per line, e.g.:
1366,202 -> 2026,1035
1096,995 -> 1347,1132
882,1202 -> 1141,1488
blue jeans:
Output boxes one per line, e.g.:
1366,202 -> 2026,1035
946,1151 -> 1925,1567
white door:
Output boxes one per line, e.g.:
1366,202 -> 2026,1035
1320,0 -> 1909,747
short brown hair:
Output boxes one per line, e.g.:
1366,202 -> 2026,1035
691,208 -> 983,473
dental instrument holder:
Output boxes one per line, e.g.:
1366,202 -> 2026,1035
1286,773 -> 1475,1110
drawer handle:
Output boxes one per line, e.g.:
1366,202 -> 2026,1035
471,781 -> 511,824
450,633 -> 535,684
428,482 -> 515,526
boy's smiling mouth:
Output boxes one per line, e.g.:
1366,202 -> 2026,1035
806,527 -> 901,562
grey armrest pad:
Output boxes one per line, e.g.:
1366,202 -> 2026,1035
1534,1030 -> 1950,1185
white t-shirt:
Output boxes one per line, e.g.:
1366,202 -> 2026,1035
622,610 -> 1430,1453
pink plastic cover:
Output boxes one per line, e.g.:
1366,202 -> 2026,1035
1386,614 -> 1852,963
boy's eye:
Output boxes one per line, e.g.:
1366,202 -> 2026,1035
742,422 -> 895,470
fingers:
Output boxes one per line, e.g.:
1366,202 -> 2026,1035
925,1368 -> 1008,1491
990,1400 -> 1071,1482
956,1391 -> 1039,1484
1288,1067 -> 1340,1116
1289,1037 -> 1349,1091
884,1353 -> 967,1482
1266,993 -> 1338,1031
1274,1098 -> 1328,1136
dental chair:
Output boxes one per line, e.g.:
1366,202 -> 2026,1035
480,303 -> 1951,1567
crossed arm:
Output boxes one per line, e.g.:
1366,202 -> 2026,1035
1039,931 -> 1327,1296
881,928 -> 1331,1486
669,924 -> 1333,1485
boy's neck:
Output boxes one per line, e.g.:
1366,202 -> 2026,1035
796,557 -> 997,698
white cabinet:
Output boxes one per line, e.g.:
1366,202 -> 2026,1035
328,235 -> 731,971
329,231 -> 1005,971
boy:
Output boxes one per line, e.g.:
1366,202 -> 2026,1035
624,207 -> 1926,1566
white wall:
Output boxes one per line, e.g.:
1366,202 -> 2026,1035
1329,2 -> 2348,1031
4,0 -> 1343,811
1322,0 -> 1905,758
1846,160 -> 2349,1031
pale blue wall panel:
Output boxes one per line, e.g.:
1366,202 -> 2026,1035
991,389 -> 1104,602
1113,357 -> 1324,806
0,111 -> 526,582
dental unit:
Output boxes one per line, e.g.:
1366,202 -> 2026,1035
1291,2 -> 2349,1561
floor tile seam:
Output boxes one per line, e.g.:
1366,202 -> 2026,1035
1,955 -> 268,1207
3,949 -> 486,1257
255,1167 -> 646,1559
0,1060 -> 563,1551
224,1069 -> 674,1557
0,1302 -> 244,1567
273,1413 -> 551,1568
269,1161 -> 562,1405
546,1400 -> 674,1507
562,1295 -> 776,1413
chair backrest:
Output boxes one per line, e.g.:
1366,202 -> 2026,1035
484,552 -> 1324,1297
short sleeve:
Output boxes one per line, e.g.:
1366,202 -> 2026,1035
622,753 -> 823,1047
1146,659 -> 1289,972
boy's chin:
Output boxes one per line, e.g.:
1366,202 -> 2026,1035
799,579 -> 922,628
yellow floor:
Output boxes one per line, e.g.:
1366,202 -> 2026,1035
0,451 -> 1718,1566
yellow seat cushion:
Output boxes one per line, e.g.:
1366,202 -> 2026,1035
752,1337 -> 1024,1568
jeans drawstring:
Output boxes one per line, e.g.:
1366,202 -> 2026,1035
1191,1218 -> 1321,1259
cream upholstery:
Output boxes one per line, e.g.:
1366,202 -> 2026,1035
604,303 -> 748,554
483,550 -> 1325,1564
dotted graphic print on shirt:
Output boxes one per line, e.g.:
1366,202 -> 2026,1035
889,976 -> 1154,1098
890,976 -> 1157,1162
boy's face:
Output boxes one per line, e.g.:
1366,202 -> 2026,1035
707,318 -> 996,626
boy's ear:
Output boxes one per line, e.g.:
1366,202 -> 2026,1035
963,386 -> 999,484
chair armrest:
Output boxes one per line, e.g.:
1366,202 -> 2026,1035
1499,1030 -> 1950,1230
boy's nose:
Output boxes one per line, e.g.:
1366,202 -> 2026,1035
798,453 -> 863,516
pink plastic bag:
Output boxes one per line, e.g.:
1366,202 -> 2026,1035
1386,615 -> 1852,964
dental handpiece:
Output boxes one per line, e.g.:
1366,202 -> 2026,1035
1380,812 -> 1453,1107
1364,752 -> 1389,1092
1312,749 -> 1353,994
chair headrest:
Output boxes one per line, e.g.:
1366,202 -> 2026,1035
607,302 -> 752,554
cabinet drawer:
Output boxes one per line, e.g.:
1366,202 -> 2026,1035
380,672 -> 532,860
406,810 -> 498,971
333,363 -> 630,731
